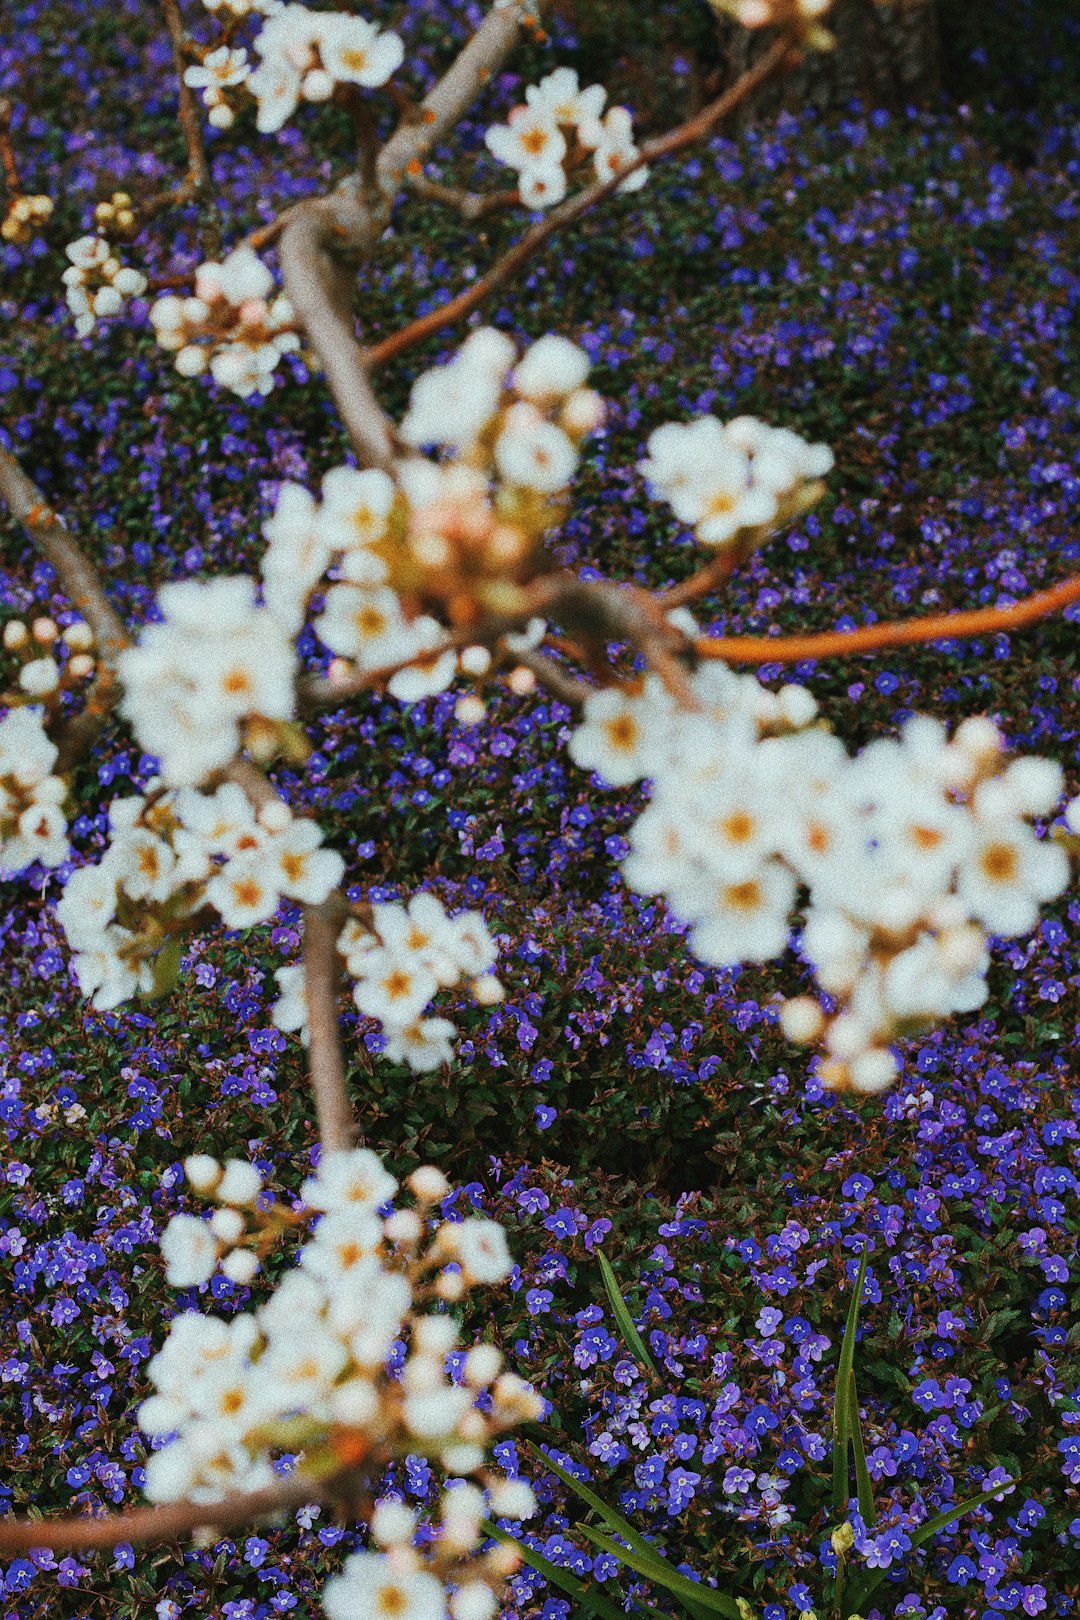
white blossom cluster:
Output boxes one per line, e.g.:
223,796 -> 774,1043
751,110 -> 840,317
399,327 -> 602,472
484,67 -> 647,210
335,894 -> 502,1071
0,707 -> 70,874
117,574 -> 297,785
62,235 -> 148,338
570,658 -> 1074,1094
56,781 -> 343,1009
262,327 -> 602,699
263,464 -> 460,700
149,246 -> 299,397
184,45 -> 253,130
639,413 -> 834,549
145,1149 -> 539,1620
249,3 -> 404,133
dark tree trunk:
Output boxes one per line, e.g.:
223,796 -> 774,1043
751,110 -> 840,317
717,0 -> 942,122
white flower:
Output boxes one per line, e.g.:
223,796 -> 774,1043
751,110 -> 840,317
451,1585 -> 498,1620
401,361 -> 503,452
958,822 -> 1068,936
525,67 -> 606,130
206,858 -> 281,929
249,56 -> 302,131
250,55 -> 304,130
72,925 -> 146,1010
485,105 -> 566,174
318,465 -> 396,557
569,682 -> 671,786
513,334 -> 591,403
175,782 -> 265,859
319,14 -> 404,87
262,481 -> 332,629
456,327 -> 517,379
323,1555 -> 448,1620
353,948 -> 439,1027
449,1219 -> 512,1283
678,862 -> 796,967
266,817 -> 344,904
386,618 -> 457,704
383,1016 -> 456,1072
271,962 -> 309,1042
161,1214 -> 219,1287
581,106 -> 647,192
315,584 -> 407,666
217,1159 -> 263,1207
517,164 -> 568,211
445,912 -> 498,977
371,1499 -> 418,1547
13,800 -> 69,868
302,1147 -> 398,1213
494,402 -> 578,492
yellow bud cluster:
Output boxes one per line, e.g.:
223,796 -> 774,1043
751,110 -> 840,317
1,192 -> 53,244
94,190 -> 137,235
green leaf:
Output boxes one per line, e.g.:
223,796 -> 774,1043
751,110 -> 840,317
598,1250 -> 658,1377
145,937 -> 183,1001
578,1526 -> 744,1620
848,1369 -> 877,1527
843,1479 -> 1019,1616
832,1245 -> 869,1518
525,1444 -> 713,1620
480,1521 -> 648,1620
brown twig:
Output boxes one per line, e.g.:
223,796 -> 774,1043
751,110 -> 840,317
0,1474 -> 324,1554
403,173 -> 520,222
0,98 -> 21,196
303,900 -> 356,1154
365,35 -> 798,371
693,573 -> 1080,665
0,445 -> 130,667
160,0 -> 211,197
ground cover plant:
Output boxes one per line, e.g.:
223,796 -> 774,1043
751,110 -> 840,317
2,0 -> 1080,1617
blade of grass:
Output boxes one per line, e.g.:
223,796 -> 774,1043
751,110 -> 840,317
848,1367 -> 877,1528
842,1479 -> 1020,1617
598,1251 -> 658,1377
578,1526 -> 745,1620
831,1245 -> 870,1519
481,1520 -> 644,1620
526,1445 -> 714,1620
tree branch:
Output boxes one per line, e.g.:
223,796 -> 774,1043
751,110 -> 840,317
375,2 -> 542,201
303,899 -> 356,1154
403,172 -> 519,221
693,573 -> 1080,666
0,1474 -> 323,1554
0,444 -> 131,666
366,34 -> 798,371
0,98 -> 21,196
278,190 -> 398,471
160,0 -> 211,197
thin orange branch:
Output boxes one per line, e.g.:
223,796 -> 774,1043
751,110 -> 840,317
694,573 -> 1080,665
365,35 -> 798,371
